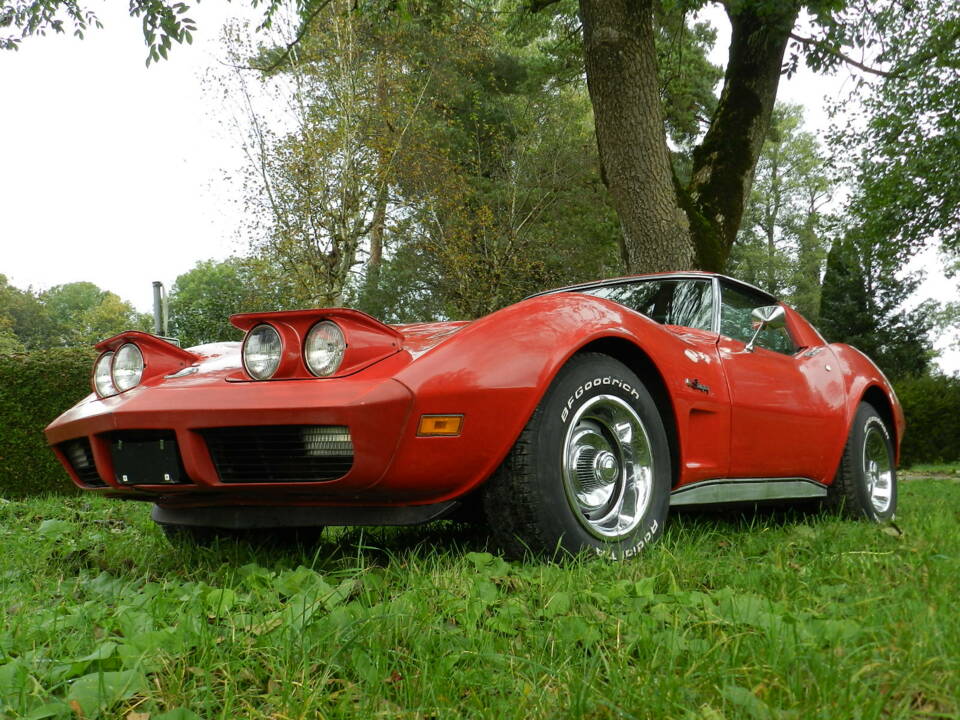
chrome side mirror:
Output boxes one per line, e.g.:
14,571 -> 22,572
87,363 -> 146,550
745,305 -> 786,352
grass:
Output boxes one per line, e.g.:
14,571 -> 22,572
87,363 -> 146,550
1,477 -> 959,719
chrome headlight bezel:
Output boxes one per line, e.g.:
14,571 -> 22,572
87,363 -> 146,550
111,343 -> 144,392
242,323 -> 283,380
93,351 -> 117,397
304,320 -> 346,377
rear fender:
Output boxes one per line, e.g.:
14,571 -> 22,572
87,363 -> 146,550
831,344 -> 905,464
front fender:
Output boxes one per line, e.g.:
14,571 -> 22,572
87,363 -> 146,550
379,294 -> 712,501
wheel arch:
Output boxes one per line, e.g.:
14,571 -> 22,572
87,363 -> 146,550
861,384 -> 899,463
572,336 -> 680,487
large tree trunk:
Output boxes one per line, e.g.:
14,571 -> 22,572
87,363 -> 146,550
578,0 -> 799,273
687,2 -> 799,270
579,0 -> 694,271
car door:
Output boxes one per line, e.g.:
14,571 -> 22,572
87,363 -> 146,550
717,281 -> 846,482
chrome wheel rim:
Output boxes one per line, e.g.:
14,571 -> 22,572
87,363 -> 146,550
863,422 -> 893,514
561,394 -> 654,539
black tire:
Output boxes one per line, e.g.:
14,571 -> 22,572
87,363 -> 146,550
827,402 -> 898,522
482,353 -> 671,559
159,523 -> 325,547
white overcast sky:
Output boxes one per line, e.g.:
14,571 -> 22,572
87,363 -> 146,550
1,3 -> 957,371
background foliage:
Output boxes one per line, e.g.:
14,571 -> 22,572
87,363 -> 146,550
0,348 -> 93,498
895,374 -> 960,467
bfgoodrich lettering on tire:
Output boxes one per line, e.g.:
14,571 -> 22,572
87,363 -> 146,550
482,353 -> 671,559
827,401 -> 898,522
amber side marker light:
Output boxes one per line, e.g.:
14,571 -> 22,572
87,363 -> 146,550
417,415 -> 464,437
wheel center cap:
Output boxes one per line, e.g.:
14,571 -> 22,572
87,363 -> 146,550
593,451 -> 619,484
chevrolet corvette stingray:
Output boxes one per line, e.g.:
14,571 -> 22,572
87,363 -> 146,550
45,272 -> 902,558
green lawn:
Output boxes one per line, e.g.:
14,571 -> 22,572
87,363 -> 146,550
1,478 -> 958,719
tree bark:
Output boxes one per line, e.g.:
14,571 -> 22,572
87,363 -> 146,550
686,2 -> 799,270
579,0 -> 694,272
577,0 -> 799,274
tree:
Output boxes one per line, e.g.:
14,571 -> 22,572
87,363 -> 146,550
0,275 -> 52,350
0,276 -> 150,348
223,1 -> 624,320
819,236 -> 935,380
824,1 -> 960,263
41,282 -> 152,346
168,256 -> 299,347
377,8 -> 621,318
0,320 -> 25,354
9,0 -> 921,278
223,1 -> 427,309
728,103 -> 832,321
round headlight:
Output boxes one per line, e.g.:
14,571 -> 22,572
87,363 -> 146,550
304,321 -> 346,377
243,324 -> 282,380
112,343 -> 144,392
94,352 -> 116,397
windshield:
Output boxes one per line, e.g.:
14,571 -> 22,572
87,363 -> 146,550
579,278 -> 714,331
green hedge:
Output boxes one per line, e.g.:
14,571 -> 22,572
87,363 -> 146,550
894,375 -> 960,467
0,349 -> 95,498
895,373 -> 960,468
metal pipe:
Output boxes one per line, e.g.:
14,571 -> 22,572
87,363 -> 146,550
152,281 -> 163,335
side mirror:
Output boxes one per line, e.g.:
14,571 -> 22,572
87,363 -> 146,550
745,305 -> 786,352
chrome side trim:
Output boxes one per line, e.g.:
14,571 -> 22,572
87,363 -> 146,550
669,477 -> 828,506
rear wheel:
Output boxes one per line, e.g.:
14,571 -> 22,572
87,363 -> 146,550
482,353 -> 671,559
827,402 -> 897,521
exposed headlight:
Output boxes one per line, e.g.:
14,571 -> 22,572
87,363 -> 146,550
112,343 -> 144,392
243,324 -> 282,380
304,321 -> 346,377
94,352 -> 116,397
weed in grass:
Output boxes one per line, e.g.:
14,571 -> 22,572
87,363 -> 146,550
0,481 -> 958,718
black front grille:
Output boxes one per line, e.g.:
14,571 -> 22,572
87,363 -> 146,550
200,425 -> 354,483
59,438 -> 107,487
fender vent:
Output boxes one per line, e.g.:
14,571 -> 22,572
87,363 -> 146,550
200,425 -> 353,483
59,438 -> 107,488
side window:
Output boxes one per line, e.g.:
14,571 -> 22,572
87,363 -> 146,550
719,283 -> 796,354
583,279 -> 714,331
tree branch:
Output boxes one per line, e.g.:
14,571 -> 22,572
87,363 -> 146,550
258,0 -> 335,74
529,0 -> 562,12
789,32 -> 896,78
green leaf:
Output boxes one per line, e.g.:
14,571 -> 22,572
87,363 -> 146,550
37,519 -> 74,539
542,591 -> 571,618
276,566 -> 329,597
154,710 -> 203,720
466,552 -> 494,569
24,702 -> 72,720
634,577 -> 657,598
62,641 -> 120,679
66,670 -> 146,718
554,616 -> 601,648
0,659 -> 30,708
205,587 -> 237,616
720,685 -> 771,720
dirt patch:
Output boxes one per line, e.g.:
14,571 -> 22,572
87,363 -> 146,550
901,471 -> 960,481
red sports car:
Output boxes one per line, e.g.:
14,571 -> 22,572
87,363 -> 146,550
45,272 -> 902,558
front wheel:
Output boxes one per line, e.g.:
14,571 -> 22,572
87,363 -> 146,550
482,353 -> 671,559
827,402 -> 898,522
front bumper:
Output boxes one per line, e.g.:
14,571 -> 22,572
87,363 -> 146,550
46,376 -> 414,503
